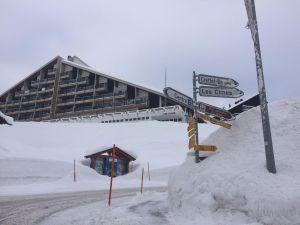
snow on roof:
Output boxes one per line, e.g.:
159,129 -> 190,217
0,111 -> 13,125
85,145 -> 137,159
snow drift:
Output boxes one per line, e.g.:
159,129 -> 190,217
0,120 -> 217,195
168,98 -> 300,225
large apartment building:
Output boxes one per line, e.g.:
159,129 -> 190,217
0,56 -> 190,121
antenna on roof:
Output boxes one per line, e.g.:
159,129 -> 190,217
164,67 -> 167,88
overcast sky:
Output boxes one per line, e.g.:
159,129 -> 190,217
0,0 -> 299,107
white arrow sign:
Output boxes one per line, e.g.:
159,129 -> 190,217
196,74 -> 239,88
199,86 -> 244,98
163,87 -> 193,108
197,101 -> 233,120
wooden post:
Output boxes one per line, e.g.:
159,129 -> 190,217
73,160 -> 76,182
141,167 -> 144,194
108,144 -> 116,206
147,162 -> 150,181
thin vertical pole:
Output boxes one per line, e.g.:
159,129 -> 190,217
141,167 -> 144,193
73,160 -> 76,182
147,162 -> 150,181
108,144 -> 116,206
244,0 -> 276,173
193,71 -> 200,163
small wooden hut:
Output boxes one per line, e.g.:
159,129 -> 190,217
85,146 -> 136,176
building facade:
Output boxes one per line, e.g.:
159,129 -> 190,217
0,56 -> 191,121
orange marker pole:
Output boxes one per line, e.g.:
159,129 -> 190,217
141,167 -> 144,194
108,144 -> 116,206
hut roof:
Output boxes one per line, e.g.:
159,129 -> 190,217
85,146 -> 137,161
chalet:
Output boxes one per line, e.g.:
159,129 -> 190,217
85,146 -> 136,176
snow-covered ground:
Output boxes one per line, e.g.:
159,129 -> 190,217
0,120 -> 217,195
169,97 -> 300,225
1,97 -> 299,225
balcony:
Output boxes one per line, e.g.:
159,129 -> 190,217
56,98 -> 75,105
31,77 -> 55,86
15,91 -> 23,97
76,85 -> 94,94
19,105 -> 36,113
74,105 -> 93,112
5,107 -> 19,113
59,77 -> 88,87
36,95 -> 52,102
36,102 -> 51,110
95,83 -> 108,92
56,108 -> 74,114
59,87 -> 76,95
6,100 -> 21,106
60,71 -> 73,79
47,68 -> 56,75
75,95 -> 93,103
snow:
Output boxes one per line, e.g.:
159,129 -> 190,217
0,120 -> 217,195
1,97 -> 300,225
85,145 -> 138,160
168,97 -> 300,225
0,111 -> 13,125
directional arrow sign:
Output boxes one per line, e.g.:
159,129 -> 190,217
193,145 -> 217,152
199,86 -> 244,98
198,113 -> 231,129
164,87 -> 193,109
197,74 -> 239,88
197,101 -> 233,120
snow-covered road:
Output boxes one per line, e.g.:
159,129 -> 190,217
0,187 -> 166,225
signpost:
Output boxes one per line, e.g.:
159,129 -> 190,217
198,86 -> 244,98
245,0 -> 276,173
197,74 -> 239,88
197,101 -> 233,120
164,87 -> 193,109
187,118 -> 196,150
193,145 -> 217,152
198,113 -> 231,129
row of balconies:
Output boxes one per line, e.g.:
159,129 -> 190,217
31,77 -> 55,86
58,83 -> 108,96
15,87 -> 54,97
56,90 -> 127,106
55,96 -> 148,115
59,77 -> 88,86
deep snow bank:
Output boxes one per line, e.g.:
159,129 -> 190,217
0,120 -> 217,195
168,98 -> 300,225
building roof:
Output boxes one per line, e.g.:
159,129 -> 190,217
85,146 -> 137,161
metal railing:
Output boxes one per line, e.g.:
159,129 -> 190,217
31,77 -> 55,86
76,85 -> 94,92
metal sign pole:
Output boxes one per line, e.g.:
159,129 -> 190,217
245,0 -> 276,173
193,71 -> 200,163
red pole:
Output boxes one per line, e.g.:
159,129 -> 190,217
141,167 -> 144,194
147,162 -> 150,181
108,144 -> 116,206
74,160 -> 76,182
